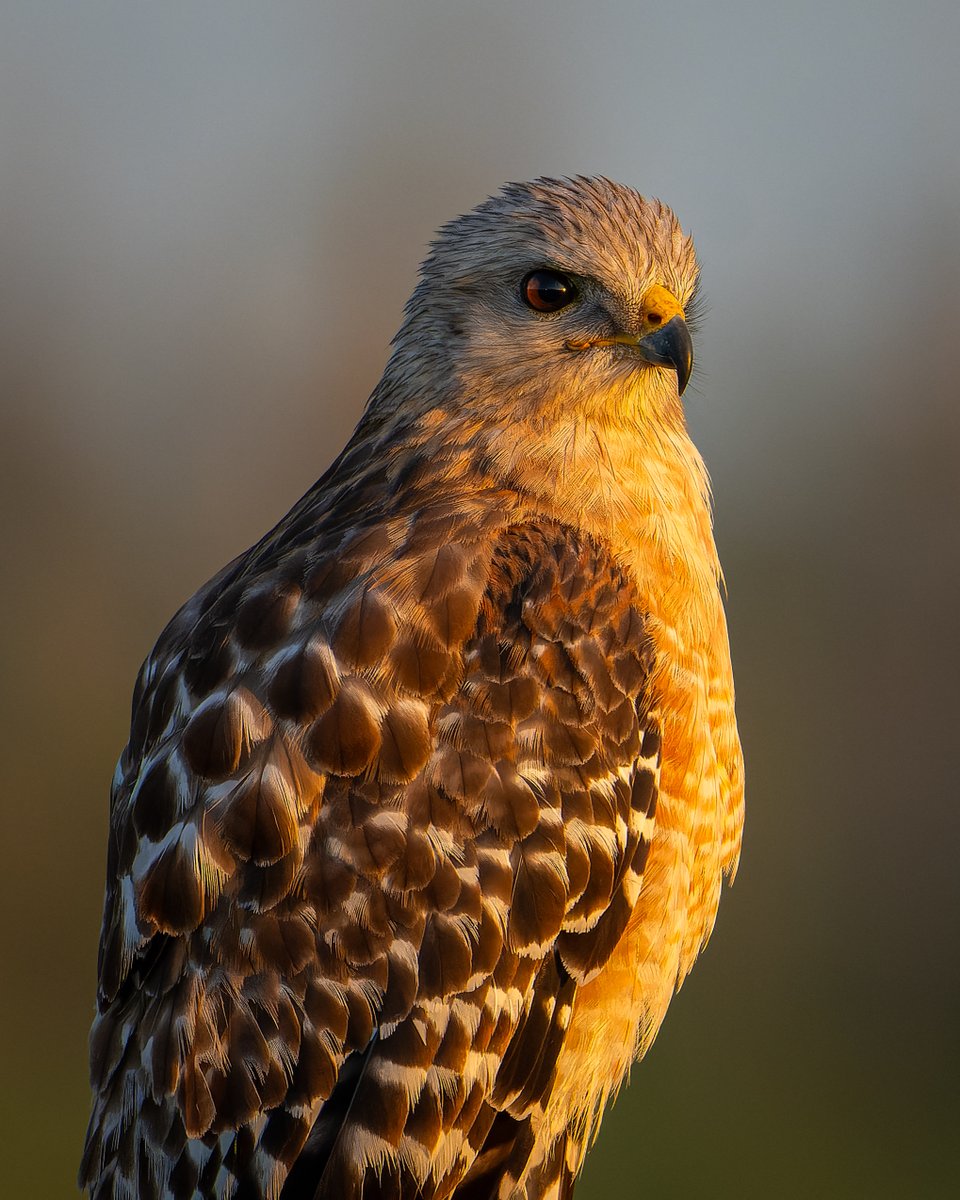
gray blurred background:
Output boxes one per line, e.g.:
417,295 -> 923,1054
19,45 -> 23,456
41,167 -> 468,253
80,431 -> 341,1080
1,2 -> 957,1195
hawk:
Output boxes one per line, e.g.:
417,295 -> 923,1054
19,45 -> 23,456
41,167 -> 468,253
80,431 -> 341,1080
81,176 -> 744,1200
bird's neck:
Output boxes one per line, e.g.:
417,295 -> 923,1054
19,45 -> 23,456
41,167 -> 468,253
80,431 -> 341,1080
467,402 -> 723,642
341,375 -> 723,641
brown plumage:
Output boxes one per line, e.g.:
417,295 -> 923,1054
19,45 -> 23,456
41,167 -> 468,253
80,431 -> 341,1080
81,176 -> 744,1200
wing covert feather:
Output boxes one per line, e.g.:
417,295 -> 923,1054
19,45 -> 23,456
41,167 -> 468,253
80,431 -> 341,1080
81,507 -> 659,1200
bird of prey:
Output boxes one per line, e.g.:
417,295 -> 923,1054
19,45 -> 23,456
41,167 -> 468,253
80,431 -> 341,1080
81,176 -> 744,1200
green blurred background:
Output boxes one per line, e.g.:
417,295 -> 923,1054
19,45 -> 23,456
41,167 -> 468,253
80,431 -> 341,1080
1,2 -> 957,1195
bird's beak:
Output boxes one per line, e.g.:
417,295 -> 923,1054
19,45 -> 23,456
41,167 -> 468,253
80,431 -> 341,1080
565,283 -> 693,395
620,284 -> 693,396
633,313 -> 693,396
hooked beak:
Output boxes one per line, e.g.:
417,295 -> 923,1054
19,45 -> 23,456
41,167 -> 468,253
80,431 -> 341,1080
633,314 -> 693,396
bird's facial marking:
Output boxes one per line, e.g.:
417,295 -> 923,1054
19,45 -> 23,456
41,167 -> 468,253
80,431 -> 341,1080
521,269 -> 579,313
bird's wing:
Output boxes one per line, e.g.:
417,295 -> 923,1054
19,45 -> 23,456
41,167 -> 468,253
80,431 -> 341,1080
81,504 -> 659,1200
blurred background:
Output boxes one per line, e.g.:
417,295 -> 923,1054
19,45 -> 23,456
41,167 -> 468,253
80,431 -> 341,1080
1,2 -> 957,1195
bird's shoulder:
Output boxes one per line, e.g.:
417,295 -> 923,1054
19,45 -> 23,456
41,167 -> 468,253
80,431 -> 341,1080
104,497 -> 657,953
85,496 -> 661,1198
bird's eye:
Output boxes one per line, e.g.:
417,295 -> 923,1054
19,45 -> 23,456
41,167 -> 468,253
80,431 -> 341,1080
521,270 -> 577,313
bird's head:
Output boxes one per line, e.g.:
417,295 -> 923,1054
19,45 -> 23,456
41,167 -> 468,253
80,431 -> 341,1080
381,176 -> 700,430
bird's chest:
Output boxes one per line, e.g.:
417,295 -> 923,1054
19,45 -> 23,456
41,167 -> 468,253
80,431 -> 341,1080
543,592 -> 728,1151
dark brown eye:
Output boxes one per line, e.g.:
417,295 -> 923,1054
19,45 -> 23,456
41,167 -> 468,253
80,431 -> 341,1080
521,270 -> 577,313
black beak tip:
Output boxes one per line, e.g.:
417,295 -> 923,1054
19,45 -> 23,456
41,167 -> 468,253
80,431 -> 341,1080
676,345 -> 693,396
640,314 -> 694,396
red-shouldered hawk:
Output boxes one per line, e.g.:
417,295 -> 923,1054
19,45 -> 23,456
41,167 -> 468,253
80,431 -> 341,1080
81,176 -> 744,1200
